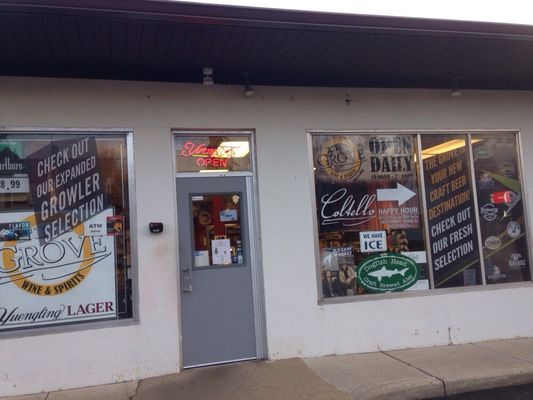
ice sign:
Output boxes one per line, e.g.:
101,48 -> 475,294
359,230 -> 387,253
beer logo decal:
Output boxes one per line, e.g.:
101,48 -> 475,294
506,221 -> 521,239
487,265 -> 506,281
509,253 -> 527,270
485,236 -> 502,250
473,143 -> 493,159
0,213 -> 112,297
317,138 -> 363,181
478,173 -> 494,190
498,162 -> 516,178
480,203 -> 498,222
356,252 -> 419,293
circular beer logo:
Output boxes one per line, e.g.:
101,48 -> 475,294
485,236 -> 501,250
480,203 -> 498,222
498,162 -> 516,178
317,138 -> 363,181
506,221 -> 521,238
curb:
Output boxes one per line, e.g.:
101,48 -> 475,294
351,378 -> 444,400
440,366 -> 533,396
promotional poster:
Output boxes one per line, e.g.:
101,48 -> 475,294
422,144 -> 480,287
313,134 -> 427,296
0,209 -> 117,330
26,137 -> 108,244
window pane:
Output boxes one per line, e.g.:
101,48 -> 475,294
175,135 -> 251,173
314,131 -> 531,299
472,134 -> 531,284
313,134 -> 429,297
421,134 -> 481,288
0,133 -> 132,331
191,193 -> 244,267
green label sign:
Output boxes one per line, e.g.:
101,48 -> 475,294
356,252 -> 419,293
473,144 -> 493,159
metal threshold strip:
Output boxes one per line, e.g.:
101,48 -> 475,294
184,356 -> 257,369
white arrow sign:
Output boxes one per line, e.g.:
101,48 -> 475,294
376,183 -> 416,206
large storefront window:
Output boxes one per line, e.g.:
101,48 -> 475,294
472,134 -> 531,284
312,131 -> 531,298
0,132 -> 133,331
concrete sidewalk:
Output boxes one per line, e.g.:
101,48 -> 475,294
7,338 -> 533,400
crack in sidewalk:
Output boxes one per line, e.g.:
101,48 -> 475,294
381,351 -> 448,398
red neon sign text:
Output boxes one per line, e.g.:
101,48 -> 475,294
180,141 -> 229,168
180,142 -> 217,157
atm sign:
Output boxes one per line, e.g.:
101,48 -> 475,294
359,230 -> 387,253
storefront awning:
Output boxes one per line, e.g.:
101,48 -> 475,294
2,0 -> 533,90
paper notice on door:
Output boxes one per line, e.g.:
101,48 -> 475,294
211,239 -> 232,265
194,250 -> 210,267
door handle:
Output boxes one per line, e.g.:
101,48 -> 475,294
181,266 -> 193,292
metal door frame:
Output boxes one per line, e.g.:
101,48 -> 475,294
172,129 -> 267,368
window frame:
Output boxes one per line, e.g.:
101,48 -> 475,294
188,191 -> 247,269
308,129 -> 533,304
0,127 -> 139,337
173,129 -> 254,177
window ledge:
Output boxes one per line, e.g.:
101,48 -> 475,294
318,281 -> 533,306
0,317 -> 139,340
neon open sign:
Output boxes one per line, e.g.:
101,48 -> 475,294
179,141 -> 249,168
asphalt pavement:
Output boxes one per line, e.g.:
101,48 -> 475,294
430,383 -> 533,399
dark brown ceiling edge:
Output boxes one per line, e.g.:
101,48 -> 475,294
2,0 -> 533,40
